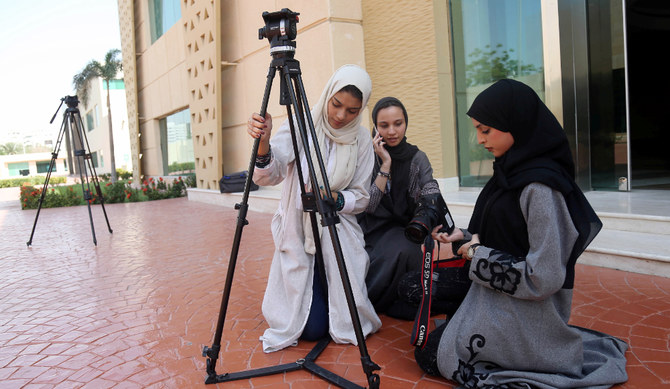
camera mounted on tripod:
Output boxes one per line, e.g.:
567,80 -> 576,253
258,8 -> 299,57
62,95 -> 80,109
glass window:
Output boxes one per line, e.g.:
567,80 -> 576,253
86,111 -> 95,131
36,161 -> 53,173
8,162 -> 29,177
91,151 -> 99,168
149,0 -> 181,43
159,109 -> 194,175
85,105 -> 100,132
103,79 -> 125,90
450,0 -> 545,187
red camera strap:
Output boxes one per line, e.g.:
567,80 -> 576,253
411,235 -> 437,348
410,236 -> 466,348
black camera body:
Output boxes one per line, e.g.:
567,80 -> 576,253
405,193 -> 456,244
258,8 -> 299,51
63,95 -> 80,108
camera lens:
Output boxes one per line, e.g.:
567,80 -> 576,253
405,222 -> 428,244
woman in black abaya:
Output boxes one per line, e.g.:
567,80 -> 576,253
359,97 -> 470,320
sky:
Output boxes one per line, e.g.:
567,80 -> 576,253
0,0 -> 122,144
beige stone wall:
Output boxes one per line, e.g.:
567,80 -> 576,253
120,1 -> 457,190
118,0 -> 141,184
361,0 -> 458,185
123,1 -> 190,182
219,0 -> 368,174
184,1 -> 221,190
121,0 -> 370,189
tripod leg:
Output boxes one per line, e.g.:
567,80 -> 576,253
204,58 -> 379,388
282,101 -> 331,338
69,110 -> 98,245
283,68 -> 381,388
75,111 -> 113,234
203,65 -> 278,383
27,114 -> 69,246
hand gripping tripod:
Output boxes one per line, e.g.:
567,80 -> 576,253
202,9 -> 380,389
27,95 -> 113,246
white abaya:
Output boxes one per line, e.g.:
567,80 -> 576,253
254,118 -> 381,353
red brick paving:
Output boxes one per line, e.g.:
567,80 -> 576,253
1,194 -> 669,388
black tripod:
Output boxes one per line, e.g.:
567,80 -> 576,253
202,9 -> 380,389
27,95 -> 113,246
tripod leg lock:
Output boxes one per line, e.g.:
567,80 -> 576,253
202,344 -> 221,379
202,344 -> 220,359
317,197 -> 340,226
361,356 -> 381,389
301,192 -> 317,212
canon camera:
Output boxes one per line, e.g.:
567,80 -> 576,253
405,193 -> 456,244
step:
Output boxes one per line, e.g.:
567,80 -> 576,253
187,187 -> 281,214
580,229 -> 670,277
187,187 -> 670,278
444,194 -> 670,278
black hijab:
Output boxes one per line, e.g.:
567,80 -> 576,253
372,97 -> 419,221
467,79 -> 601,289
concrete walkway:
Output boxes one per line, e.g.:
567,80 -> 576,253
0,189 -> 668,388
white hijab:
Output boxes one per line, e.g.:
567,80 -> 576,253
300,64 -> 372,254
304,64 -> 372,191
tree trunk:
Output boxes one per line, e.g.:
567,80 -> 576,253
64,123 -> 75,177
106,81 -> 117,183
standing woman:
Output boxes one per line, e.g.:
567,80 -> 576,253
415,79 -> 628,388
358,97 -> 470,320
247,64 -> 381,353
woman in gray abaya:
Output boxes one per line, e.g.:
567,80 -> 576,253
415,79 -> 628,388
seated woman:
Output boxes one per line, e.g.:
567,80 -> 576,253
358,97 -> 470,320
415,79 -> 628,388
247,65 -> 381,353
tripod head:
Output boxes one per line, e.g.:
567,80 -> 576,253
50,95 -> 80,123
63,95 -> 80,108
258,8 -> 299,59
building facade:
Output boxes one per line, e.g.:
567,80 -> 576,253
117,0 -> 669,193
0,153 -> 67,179
78,77 -> 132,177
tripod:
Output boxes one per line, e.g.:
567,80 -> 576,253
27,95 -> 113,246
202,9 -> 380,389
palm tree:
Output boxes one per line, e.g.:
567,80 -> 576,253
0,142 -> 23,155
72,49 -> 123,183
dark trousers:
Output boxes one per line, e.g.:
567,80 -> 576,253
300,262 -> 329,341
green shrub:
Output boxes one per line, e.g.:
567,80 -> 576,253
1,176 -> 66,188
20,184 -> 81,209
184,174 -> 196,188
103,181 -> 128,203
117,168 -> 133,180
99,168 -> 133,181
168,161 -> 195,173
20,175 -> 196,210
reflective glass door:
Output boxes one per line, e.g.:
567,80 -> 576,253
450,0 -> 545,187
588,0 -> 628,190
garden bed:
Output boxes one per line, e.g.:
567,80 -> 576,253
20,175 -> 196,210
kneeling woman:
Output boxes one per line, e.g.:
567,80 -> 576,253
247,65 -> 381,353
415,79 -> 628,388
358,97 -> 469,320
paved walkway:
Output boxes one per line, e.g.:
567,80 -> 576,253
0,189 -> 669,388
